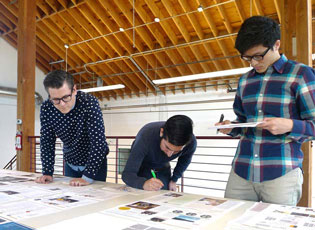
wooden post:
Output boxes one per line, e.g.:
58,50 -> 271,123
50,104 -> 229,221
295,0 -> 312,207
16,0 -> 36,172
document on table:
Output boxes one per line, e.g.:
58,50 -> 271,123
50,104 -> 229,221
209,122 -> 263,130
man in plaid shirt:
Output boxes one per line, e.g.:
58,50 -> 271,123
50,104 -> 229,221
217,16 -> 315,206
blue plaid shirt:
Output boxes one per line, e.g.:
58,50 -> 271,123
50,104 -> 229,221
230,54 -> 315,182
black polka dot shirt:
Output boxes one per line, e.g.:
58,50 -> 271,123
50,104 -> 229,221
40,91 -> 109,180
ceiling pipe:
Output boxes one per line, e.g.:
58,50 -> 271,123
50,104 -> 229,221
69,0 -> 235,48
0,86 -> 44,105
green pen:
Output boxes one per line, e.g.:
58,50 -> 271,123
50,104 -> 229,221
151,169 -> 156,178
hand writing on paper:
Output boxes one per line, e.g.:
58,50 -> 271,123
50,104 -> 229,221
143,178 -> 164,191
69,178 -> 90,186
35,175 -> 53,184
215,120 -> 233,134
257,118 -> 293,135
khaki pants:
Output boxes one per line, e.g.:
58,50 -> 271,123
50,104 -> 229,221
224,168 -> 303,206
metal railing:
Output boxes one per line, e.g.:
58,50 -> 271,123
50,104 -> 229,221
27,135 -> 239,197
3,154 -> 17,170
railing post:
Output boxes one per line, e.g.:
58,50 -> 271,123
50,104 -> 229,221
181,175 -> 184,192
115,138 -> 119,184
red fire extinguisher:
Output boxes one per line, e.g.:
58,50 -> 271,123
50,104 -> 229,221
15,131 -> 22,151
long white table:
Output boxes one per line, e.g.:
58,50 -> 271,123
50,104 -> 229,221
1,169 -> 309,230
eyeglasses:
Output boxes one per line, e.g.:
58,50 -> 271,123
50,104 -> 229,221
49,89 -> 73,105
241,47 -> 270,62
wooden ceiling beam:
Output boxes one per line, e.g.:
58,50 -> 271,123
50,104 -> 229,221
36,59 -> 50,74
213,0 -> 247,67
176,48 -> 201,74
37,21 -> 84,66
114,1 -> 154,50
41,18 -> 91,64
69,7 -> 113,59
178,0 -> 223,72
253,0 -> 264,16
36,26 -> 77,68
77,4 -> 125,56
161,0 -> 191,42
97,0 -> 145,51
160,0 -> 209,75
0,21 -> 8,32
59,10 -> 106,60
0,4 -> 17,24
0,12 -> 15,29
234,0 -> 246,23
273,0 -> 281,23
36,52 -> 51,72
46,0 -> 60,12
130,0 -> 187,79
178,0 -> 204,39
132,0 -> 166,47
76,4 -> 147,95
135,0 -> 195,81
88,0 -> 158,94
37,0 -> 52,16
56,0 -> 69,9
87,0 -> 134,54
50,14 -> 99,62
144,0 -> 178,45
36,37 -> 60,62
198,0 -> 236,69
2,33 -> 17,47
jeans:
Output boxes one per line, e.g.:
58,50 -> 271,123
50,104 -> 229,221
224,168 -> 303,206
64,158 -> 108,182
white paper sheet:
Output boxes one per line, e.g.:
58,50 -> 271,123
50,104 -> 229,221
39,212 -> 175,230
209,122 -> 263,130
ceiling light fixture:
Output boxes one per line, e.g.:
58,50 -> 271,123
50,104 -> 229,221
197,5 -> 203,12
80,84 -> 125,93
64,44 -> 69,49
119,27 -> 124,32
152,67 -> 253,85
154,17 -> 160,22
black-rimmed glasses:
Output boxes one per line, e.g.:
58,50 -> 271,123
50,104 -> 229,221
49,89 -> 73,105
241,47 -> 270,62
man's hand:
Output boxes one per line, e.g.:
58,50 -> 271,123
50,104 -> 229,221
143,178 -> 164,191
168,181 -> 177,191
257,118 -> 293,135
215,120 -> 233,134
69,178 -> 90,187
35,175 -> 53,184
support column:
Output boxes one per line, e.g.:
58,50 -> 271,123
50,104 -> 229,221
16,0 -> 36,172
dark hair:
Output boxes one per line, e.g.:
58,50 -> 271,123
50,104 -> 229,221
162,115 -> 193,146
235,16 -> 280,54
43,70 -> 74,92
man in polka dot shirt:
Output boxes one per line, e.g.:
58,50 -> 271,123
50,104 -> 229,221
122,115 -> 197,191
35,70 -> 109,186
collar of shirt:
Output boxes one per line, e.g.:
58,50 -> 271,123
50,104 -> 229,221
272,54 -> 288,74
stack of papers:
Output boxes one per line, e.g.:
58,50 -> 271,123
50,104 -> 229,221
226,202 -> 315,230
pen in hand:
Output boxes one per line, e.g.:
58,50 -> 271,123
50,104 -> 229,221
151,169 -> 157,178
216,114 -> 224,134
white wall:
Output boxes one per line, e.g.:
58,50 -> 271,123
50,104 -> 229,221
0,37 -> 47,168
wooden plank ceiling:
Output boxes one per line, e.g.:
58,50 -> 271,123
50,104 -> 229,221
0,0 -> 314,100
